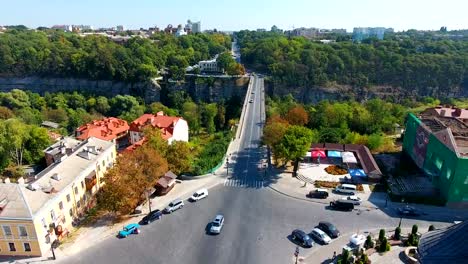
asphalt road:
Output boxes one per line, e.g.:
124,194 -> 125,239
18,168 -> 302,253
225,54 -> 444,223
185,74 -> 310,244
61,76 -> 455,264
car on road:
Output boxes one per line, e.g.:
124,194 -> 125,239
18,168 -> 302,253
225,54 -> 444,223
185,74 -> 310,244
335,184 -> 357,195
291,229 -> 314,248
329,200 -> 354,211
163,199 -> 184,213
397,205 -> 421,216
307,188 -> 329,199
310,228 -> 332,244
141,210 -> 162,225
249,99 -> 253,103
318,221 -> 340,238
118,223 -> 141,238
341,196 -> 362,205
251,91 -> 255,94
190,188 -> 208,202
210,215 -> 224,234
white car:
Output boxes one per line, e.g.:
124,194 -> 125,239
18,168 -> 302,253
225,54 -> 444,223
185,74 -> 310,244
163,199 -> 184,213
341,196 -> 362,205
310,228 -> 332,244
190,188 -> 208,202
210,215 -> 224,234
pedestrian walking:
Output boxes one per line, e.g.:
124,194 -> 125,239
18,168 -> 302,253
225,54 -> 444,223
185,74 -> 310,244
333,251 -> 337,260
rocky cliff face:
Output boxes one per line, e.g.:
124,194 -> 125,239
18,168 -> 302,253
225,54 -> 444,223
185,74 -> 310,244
0,77 -> 161,103
164,76 -> 250,102
266,81 -> 468,104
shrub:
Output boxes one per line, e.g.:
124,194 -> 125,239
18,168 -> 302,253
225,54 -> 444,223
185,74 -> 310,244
378,229 -> 386,242
428,225 -> 435,231
338,248 -> 351,264
411,224 -> 418,235
364,235 -> 374,249
379,237 -> 390,252
406,233 -> 419,247
394,227 -> 401,240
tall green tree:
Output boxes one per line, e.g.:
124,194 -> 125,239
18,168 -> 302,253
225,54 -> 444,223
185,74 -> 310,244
276,125 -> 316,174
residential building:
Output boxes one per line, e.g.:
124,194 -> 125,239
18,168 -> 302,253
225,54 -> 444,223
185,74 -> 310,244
0,137 -> 116,257
175,24 -> 187,37
51,25 -> 72,32
352,27 -> 392,41
43,137 -> 81,166
75,117 -> 129,148
116,25 -> 124,32
199,55 -> 221,73
128,112 -> 189,145
191,21 -> 201,33
402,106 -> 468,207
291,27 -> 319,39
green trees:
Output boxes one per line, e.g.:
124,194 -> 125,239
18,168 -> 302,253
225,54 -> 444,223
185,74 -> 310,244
216,52 -> 245,75
236,30 -> 468,96
275,126 -> 317,174
0,30 -> 231,82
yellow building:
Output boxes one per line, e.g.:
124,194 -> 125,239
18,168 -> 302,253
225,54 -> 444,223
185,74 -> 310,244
0,137 -> 116,257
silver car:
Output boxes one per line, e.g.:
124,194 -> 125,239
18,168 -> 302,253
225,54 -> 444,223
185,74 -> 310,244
163,199 -> 184,213
210,215 -> 224,234
341,196 -> 362,205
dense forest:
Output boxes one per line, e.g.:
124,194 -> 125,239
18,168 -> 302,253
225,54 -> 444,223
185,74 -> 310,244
236,30 -> 468,96
0,29 -> 231,81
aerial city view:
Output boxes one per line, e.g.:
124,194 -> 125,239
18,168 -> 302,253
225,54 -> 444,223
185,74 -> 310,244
0,0 -> 467,263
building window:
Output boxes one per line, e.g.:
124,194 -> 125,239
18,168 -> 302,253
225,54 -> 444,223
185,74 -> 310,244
59,201 -> 64,210
97,165 -> 101,172
69,208 -> 73,217
74,186 -> 78,195
2,225 -> 12,236
66,194 -> 71,202
18,226 -> 28,237
102,160 -> 105,167
77,200 -> 81,208
50,209 -> 56,221
24,243 -> 31,252
8,242 -> 16,252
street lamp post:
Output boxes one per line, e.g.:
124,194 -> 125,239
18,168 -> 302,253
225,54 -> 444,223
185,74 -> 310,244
226,158 -> 229,177
398,198 -> 405,228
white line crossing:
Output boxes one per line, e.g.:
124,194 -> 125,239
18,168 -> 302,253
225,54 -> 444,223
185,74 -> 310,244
224,178 -> 264,188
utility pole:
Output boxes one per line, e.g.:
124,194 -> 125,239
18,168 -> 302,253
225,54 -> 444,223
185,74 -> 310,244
226,157 -> 229,177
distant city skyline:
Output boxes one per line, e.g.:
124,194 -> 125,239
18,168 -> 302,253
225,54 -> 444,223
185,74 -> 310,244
1,0 -> 467,32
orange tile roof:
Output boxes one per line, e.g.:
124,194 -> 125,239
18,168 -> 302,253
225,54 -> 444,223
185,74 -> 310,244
76,117 -> 129,141
129,112 -> 183,141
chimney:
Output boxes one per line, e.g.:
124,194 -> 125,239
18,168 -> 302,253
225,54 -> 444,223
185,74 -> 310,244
454,108 -> 462,117
157,111 -> 164,116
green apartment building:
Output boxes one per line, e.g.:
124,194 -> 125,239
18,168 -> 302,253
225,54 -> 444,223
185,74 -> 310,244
403,106 -> 468,207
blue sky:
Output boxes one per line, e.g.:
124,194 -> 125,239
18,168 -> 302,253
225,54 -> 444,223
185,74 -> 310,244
1,0 -> 467,31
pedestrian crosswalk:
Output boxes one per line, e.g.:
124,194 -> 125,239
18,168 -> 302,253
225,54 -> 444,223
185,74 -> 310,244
224,178 -> 264,188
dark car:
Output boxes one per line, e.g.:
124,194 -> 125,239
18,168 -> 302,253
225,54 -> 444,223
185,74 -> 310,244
291,229 -> 314,248
141,210 -> 162,224
307,188 -> 329,199
397,206 -> 421,217
329,200 -> 354,211
318,221 -> 340,238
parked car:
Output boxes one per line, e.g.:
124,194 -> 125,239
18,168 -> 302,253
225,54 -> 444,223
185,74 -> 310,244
163,199 -> 184,213
310,228 -> 332,245
397,206 -> 421,216
141,210 -> 162,225
335,184 -> 357,195
329,200 -> 354,211
307,188 -> 329,199
291,229 -> 314,248
190,188 -> 208,202
341,196 -> 362,205
118,223 -> 141,238
318,221 -> 340,238
210,215 -> 224,234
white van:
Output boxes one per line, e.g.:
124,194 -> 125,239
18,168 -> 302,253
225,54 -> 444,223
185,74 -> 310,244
190,188 -> 209,202
335,184 -> 357,195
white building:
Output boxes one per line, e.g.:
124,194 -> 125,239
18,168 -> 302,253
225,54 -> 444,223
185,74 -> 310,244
129,112 -> 189,145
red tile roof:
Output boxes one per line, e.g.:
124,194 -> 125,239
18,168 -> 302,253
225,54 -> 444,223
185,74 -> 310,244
129,112 -> 183,141
429,106 -> 468,120
76,117 -> 129,141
